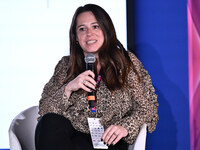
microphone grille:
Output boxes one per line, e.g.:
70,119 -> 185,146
84,53 -> 96,63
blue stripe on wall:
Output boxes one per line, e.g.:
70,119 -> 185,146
132,0 -> 190,150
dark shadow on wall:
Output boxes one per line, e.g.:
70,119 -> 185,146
132,43 -> 181,150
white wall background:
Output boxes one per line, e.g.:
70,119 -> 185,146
0,0 -> 126,148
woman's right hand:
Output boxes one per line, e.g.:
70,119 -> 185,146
64,70 -> 96,97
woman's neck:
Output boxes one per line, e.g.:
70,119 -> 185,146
96,62 -> 101,74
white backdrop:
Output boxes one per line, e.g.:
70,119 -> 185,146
0,0 -> 126,148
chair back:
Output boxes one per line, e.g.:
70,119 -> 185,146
9,106 -> 39,150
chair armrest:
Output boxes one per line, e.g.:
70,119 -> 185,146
128,124 -> 147,150
9,126 -> 22,150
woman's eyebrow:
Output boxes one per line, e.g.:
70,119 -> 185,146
91,22 -> 99,25
76,22 -> 99,29
77,24 -> 85,29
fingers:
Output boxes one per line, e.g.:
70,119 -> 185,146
82,74 -> 96,88
110,133 -> 122,145
102,125 -> 118,146
66,70 -> 96,92
82,70 -> 95,79
80,71 -> 96,91
101,125 -> 128,146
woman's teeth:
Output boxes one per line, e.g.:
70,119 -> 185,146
87,40 -> 96,44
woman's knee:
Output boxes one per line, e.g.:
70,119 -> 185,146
36,113 -> 74,134
38,113 -> 67,126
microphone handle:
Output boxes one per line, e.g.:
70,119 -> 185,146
86,63 -> 96,112
86,63 -> 94,72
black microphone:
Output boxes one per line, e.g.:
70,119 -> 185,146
84,53 -> 96,112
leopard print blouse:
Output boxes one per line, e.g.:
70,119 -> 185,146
38,51 -> 159,144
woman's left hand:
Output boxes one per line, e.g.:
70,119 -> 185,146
101,125 -> 128,146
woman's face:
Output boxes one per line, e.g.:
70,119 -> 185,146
76,11 -> 104,57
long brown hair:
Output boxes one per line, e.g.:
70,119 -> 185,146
65,4 -> 138,91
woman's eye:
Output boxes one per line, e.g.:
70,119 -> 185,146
93,25 -> 99,29
79,27 -> 86,31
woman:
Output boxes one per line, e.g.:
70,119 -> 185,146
35,4 -> 158,150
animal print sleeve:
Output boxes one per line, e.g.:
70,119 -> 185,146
38,56 -> 71,120
115,51 -> 159,144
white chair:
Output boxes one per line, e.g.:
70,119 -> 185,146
9,106 -> 147,150
128,124 -> 147,150
9,106 -> 39,150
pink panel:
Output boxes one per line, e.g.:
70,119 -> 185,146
187,3 -> 200,150
188,0 -> 200,35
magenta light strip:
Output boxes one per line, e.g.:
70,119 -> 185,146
187,1 -> 200,150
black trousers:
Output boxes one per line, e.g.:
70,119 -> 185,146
35,113 -> 128,150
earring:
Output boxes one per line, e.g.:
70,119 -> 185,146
76,41 -> 79,45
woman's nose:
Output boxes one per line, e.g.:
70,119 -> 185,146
87,28 -> 93,36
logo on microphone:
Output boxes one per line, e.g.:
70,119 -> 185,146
85,53 -> 96,64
